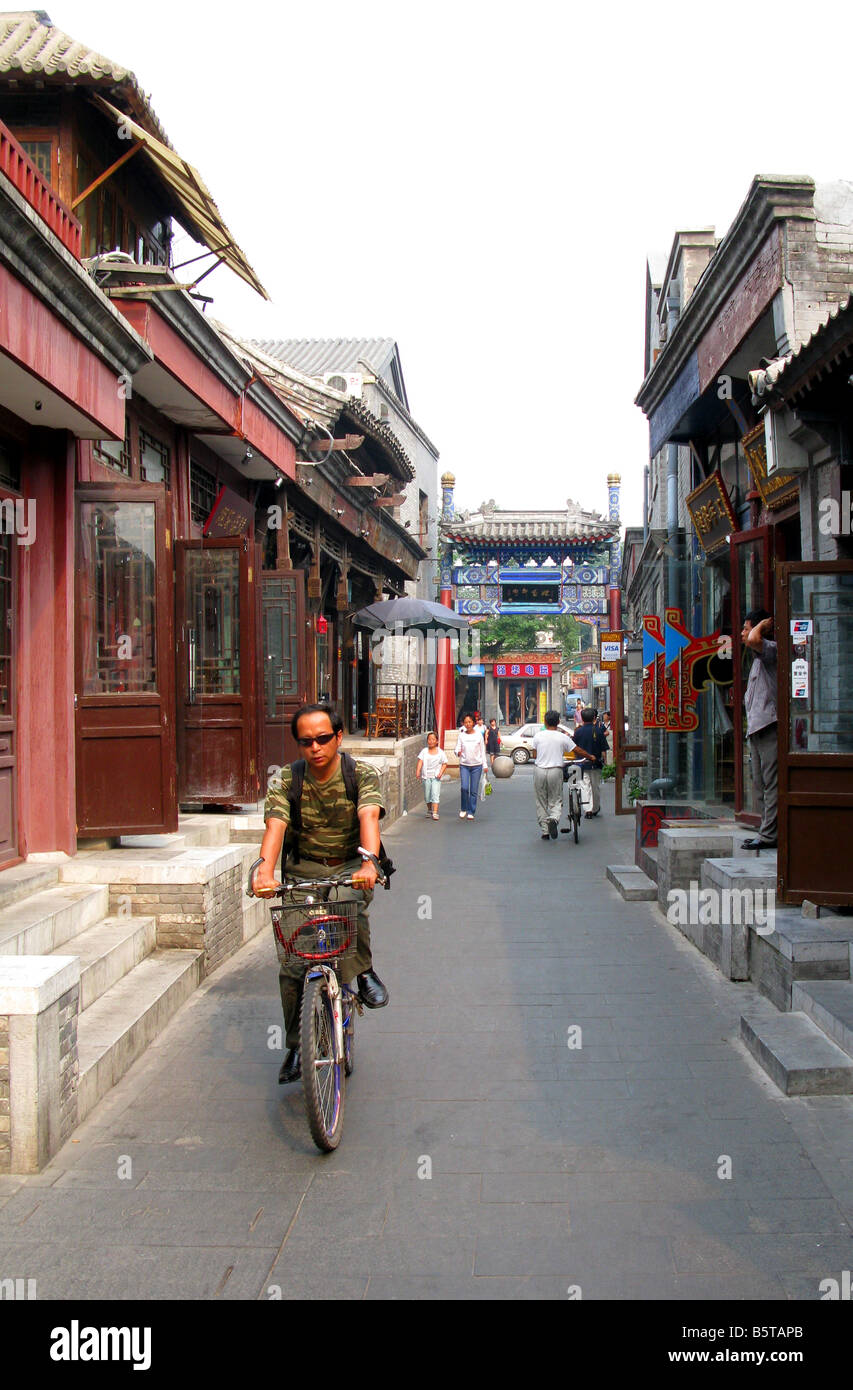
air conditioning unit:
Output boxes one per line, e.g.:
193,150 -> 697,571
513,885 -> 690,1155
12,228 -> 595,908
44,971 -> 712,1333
323,371 -> 363,398
765,407 -> 809,476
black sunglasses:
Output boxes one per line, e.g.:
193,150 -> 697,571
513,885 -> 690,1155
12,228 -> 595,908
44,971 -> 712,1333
296,732 -> 337,748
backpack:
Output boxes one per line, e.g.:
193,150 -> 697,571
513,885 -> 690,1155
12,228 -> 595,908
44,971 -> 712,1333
283,751 -> 395,889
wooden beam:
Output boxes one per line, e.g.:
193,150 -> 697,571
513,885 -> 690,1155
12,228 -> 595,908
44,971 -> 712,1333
71,141 -> 144,209
329,434 -> 365,451
344,474 -> 390,487
373,495 -> 405,508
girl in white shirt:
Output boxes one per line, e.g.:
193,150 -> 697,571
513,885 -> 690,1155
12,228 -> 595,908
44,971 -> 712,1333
416,732 -> 448,820
454,714 -> 489,820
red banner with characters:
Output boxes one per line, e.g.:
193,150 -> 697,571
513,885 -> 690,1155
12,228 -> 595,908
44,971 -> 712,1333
642,608 -> 731,730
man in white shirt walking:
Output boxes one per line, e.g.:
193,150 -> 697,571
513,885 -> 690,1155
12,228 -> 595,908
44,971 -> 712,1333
532,710 -> 582,840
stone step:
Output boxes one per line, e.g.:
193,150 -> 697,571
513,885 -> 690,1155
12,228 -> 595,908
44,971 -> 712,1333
58,843 -> 247,886
740,1006 -> 853,1096
701,857 -> 778,893
77,948 -> 203,1123
0,862 -> 60,912
119,833 -> 190,851
61,915 -> 157,1013
242,892 -> 267,945
637,845 -> 658,882
606,865 -> 657,901
0,884 -> 109,957
792,981 -> 853,1059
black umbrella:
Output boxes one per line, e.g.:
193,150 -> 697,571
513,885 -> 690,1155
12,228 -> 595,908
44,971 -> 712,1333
351,596 -> 470,632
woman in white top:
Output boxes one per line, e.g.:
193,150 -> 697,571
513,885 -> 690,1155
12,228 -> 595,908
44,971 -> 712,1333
416,731 -> 448,820
454,714 -> 489,820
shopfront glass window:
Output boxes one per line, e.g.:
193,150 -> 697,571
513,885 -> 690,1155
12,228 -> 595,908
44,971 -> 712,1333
788,573 -> 853,754
185,549 -> 240,697
80,502 -> 157,694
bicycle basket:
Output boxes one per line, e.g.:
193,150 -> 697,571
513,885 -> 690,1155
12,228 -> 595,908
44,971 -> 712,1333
271,899 -> 358,963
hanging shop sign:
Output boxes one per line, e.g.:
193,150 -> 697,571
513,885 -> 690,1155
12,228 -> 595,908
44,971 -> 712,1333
203,486 -> 255,538
571,673 -> 588,690
599,631 -> 623,670
741,422 -> 800,512
686,471 -> 738,555
493,662 -> 552,677
642,607 -> 733,731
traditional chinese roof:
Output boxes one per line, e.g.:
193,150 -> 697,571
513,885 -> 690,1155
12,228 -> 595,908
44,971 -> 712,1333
442,500 -> 617,547
753,293 -> 853,402
214,326 -> 415,481
0,10 -> 171,144
253,338 -> 409,411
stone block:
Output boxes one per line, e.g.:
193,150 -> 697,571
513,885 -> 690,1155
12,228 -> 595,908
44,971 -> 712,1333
657,827 -> 740,916
741,1008 -> 853,1096
606,866 -> 657,902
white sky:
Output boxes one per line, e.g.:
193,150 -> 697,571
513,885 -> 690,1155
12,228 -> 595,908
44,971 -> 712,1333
59,0 -> 853,529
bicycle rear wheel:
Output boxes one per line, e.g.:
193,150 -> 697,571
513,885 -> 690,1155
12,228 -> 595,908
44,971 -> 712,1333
300,975 -> 345,1151
572,789 -> 581,843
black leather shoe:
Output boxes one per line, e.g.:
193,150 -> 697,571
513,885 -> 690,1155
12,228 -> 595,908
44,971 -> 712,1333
548,818 -> 558,839
357,970 -> 389,1009
278,1048 -> 301,1083
741,837 -> 777,850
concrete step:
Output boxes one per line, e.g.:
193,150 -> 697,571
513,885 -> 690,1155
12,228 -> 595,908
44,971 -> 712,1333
792,981 -> 853,1059
242,892 -> 267,945
77,949 -> 204,1123
119,833 -> 190,851
61,915 -> 157,1012
0,884 -> 109,956
606,865 -> 657,901
740,1006 -> 853,1096
58,843 -> 248,886
228,813 -> 265,844
637,845 -> 658,882
701,857 -> 777,893
0,862 -> 60,912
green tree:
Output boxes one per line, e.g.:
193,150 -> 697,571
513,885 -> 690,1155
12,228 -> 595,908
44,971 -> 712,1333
474,613 -> 590,656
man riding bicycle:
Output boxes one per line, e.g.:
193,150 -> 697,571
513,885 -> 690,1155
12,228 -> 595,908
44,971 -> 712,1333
252,703 -> 389,1085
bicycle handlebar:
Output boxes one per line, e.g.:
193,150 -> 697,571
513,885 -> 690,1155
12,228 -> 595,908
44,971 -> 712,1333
246,854 -> 386,900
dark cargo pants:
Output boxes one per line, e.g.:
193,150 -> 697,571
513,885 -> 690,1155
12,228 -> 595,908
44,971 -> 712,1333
277,855 -> 374,1048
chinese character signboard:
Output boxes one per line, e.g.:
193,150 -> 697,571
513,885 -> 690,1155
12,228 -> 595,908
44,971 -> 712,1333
686,472 -> 737,554
493,662 -> 551,677
741,422 -> 800,512
203,486 -> 255,537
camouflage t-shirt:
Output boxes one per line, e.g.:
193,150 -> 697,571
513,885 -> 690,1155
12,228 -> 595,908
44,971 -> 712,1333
264,759 -> 384,861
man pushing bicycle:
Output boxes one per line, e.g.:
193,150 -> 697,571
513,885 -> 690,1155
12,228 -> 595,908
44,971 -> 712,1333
252,703 -> 390,1085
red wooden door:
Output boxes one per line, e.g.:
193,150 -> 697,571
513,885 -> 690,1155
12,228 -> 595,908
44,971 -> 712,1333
260,568 -> 307,778
75,485 -> 177,835
0,528 -> 17,864
176,537 -> 258,805
777,560 -> 853,905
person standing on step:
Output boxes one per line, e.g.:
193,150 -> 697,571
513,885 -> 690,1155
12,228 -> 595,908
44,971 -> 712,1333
455,713 -> 489,821
740,609 -> 778,851
416,730 -> 447,820
532,709 -> 582,840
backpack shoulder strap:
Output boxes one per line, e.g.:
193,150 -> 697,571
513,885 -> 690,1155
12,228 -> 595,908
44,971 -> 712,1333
340,750 -> 359,806
288,759 -> 306,829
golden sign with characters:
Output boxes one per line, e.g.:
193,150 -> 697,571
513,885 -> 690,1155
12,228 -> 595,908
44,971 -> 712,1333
741,422 -> 800,512
686,471 -> 737,554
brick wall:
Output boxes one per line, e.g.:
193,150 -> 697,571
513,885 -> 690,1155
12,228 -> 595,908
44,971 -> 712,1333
58,984 -> 79,1144
0,1014 -> 9,1172
108,862 -> 243,976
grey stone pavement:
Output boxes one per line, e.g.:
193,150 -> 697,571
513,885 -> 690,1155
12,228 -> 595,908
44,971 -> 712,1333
2,768 -> 853,1302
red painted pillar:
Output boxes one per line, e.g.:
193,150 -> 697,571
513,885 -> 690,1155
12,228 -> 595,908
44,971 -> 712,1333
434,471 -> 456,738
606,474 -> 622,727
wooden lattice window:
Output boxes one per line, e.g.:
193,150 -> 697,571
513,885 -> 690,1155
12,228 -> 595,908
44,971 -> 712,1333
190,460 -> 217,526
94,418 -> 132,476
139,428 -> 171,488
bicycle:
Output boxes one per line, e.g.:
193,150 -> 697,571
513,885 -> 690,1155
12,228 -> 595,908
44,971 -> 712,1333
561,759 -> 593,843
246,851 -> 386,1152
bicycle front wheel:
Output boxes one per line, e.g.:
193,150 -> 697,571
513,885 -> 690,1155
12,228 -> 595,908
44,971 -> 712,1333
572,789 -> 581,843
300,976 -> 345,1151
